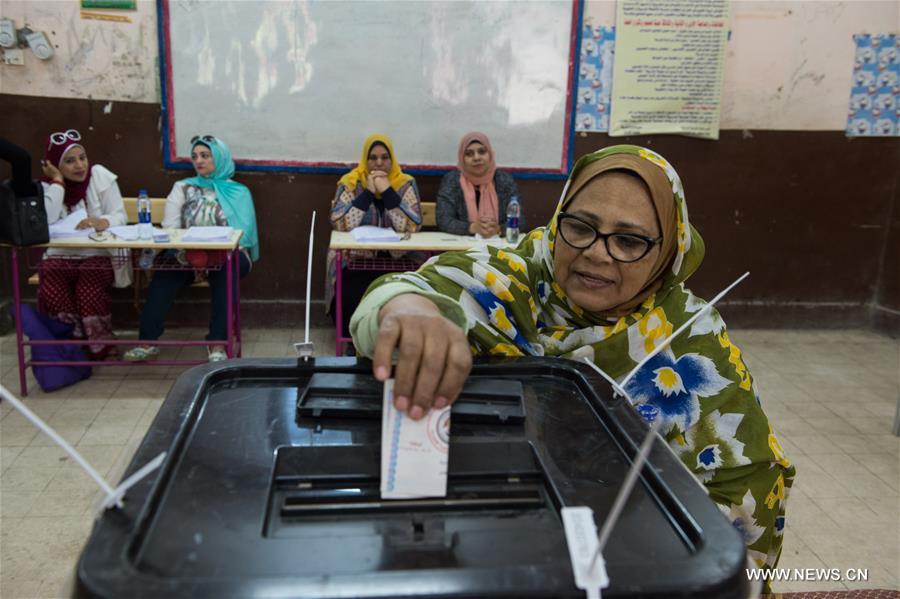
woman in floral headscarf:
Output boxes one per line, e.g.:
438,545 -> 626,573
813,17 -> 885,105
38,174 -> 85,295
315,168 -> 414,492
350,145 -> 793,575
38,128 -> 129,360
326,133 -> 422,343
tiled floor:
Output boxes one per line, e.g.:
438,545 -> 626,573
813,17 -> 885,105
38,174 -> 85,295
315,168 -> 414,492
1,328 -> 898,597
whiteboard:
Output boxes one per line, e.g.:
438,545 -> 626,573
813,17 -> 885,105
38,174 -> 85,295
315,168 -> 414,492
161,0 -> 580,175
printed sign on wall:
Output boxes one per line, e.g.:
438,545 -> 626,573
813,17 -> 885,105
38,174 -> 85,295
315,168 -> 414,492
846,34 -> 899,137
575,25 -> 615,133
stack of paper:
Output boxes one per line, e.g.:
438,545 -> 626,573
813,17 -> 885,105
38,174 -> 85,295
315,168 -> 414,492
351,226 -> 401,243
182,226 -> 234,242
380,379 -> 450,499
49,208 -> 93,239
108,225 -> 141,241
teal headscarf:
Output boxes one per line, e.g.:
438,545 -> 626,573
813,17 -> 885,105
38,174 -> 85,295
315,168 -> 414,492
183,137 -> 259,261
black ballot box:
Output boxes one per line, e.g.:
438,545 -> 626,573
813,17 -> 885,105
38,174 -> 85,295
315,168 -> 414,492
76,357 -> 751,598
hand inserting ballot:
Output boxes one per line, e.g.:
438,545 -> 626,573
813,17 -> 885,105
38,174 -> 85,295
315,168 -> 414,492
373,293 -> 472,420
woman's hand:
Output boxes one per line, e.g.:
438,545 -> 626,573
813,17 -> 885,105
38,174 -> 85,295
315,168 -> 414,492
470,218 -> 499,238
373,293 -> 472,420
41,160 -> 63,185
370,171 -> 390,194
365,173 -> 377,194
76,217 -> 110,231
479,217 -> 500,238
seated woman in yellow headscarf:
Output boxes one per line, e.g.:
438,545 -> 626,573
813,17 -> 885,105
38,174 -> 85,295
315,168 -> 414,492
350,145 -> 793,579
327,134 -> 422,341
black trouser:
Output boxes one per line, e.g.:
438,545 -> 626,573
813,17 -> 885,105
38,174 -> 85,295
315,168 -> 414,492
139,252 -> 251,342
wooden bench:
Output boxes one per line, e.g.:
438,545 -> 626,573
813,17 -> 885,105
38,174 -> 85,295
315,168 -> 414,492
421,201 -> 436,228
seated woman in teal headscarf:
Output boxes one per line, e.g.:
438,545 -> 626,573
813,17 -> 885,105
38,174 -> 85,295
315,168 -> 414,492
350,145 -> 793,579
125,135 -> 259,363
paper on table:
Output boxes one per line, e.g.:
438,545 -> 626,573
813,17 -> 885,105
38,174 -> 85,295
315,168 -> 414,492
49,208 -> 93,238
108,225 -> 140,241
182,226 -> 234,242
351,226 -> 401,243
381,379 -> 450,499
474,233 -> 502,242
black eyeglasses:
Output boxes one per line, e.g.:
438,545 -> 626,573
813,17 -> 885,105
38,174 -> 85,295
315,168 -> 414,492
190,134 -> 216,145
556,212 -> 661,263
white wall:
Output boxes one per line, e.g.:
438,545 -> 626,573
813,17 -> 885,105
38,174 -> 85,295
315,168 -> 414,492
3,1 -> 897,130
0,0 -> 158,103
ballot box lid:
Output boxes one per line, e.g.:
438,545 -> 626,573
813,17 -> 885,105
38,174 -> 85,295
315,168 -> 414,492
77,357 -> 750,599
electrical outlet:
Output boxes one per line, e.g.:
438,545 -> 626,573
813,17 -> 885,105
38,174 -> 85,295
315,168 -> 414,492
25,31 -> 52,60
0,18 -> 16,48
1,48 -> 25,66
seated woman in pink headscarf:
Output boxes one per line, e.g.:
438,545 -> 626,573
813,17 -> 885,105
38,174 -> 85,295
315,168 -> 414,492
435,132 -> 522,238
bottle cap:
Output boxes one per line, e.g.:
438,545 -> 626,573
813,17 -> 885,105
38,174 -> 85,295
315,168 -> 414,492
139,189 -> 148,195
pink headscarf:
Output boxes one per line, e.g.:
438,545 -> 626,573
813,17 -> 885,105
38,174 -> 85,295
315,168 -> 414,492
43,131 -> 91,208
457,132 -> 499,225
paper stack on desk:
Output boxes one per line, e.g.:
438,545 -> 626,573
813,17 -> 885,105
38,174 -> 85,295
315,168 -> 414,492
381,379 -> 450,499
49,208 -> 93,239
351,226 -> 401,243
108,225 -> 140,241
182,226 -> 234,242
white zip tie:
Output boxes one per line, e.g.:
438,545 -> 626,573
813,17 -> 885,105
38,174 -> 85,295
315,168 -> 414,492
101,451 -> 167,510
580,271 -> 750,573
1,384 -> 165,510
305,210 -> 316,345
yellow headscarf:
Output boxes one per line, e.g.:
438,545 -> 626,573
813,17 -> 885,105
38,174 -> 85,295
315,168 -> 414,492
338,133 -> 414,197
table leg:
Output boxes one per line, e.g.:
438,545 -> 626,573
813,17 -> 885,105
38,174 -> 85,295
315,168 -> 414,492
234,248 -> 242,358
11,247 -> 28,396
225,249 -> 234,359
335,250 -> 343,356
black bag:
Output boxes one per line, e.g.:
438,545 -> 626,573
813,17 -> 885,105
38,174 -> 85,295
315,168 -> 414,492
0,181 -> 49,246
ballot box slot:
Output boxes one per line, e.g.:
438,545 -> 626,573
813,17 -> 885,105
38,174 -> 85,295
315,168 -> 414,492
297,373 -> 525,424
280,474 -> 546,517
266,441 -> 558,537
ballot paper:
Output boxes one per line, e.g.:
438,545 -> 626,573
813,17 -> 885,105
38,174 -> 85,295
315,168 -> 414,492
49,208 -> 93,238
108,225 -> 140,241
181,226 -> 234,242
351,226 -> 401,243
380,379 -> 450,499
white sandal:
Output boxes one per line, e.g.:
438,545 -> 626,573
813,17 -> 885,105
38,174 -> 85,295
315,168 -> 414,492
207,346 -> 228,362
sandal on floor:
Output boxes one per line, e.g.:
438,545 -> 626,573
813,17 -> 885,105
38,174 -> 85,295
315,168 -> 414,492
123,345 -> 160,361
207,346 -> 228,362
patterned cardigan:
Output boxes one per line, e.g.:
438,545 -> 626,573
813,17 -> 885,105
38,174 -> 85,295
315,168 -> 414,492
435,169 -> 522,235
325,179 -> 422,311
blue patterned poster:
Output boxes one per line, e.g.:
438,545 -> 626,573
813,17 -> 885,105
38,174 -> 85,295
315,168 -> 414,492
847,33 -> 899,137
575,25 -> 616,133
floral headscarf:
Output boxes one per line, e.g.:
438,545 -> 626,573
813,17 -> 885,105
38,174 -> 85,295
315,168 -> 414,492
365,144 -> 793,573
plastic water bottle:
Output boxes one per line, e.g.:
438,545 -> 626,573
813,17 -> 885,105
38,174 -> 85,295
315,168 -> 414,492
138,248 -> 155,270
137,189 -> 152,240
505,196 -> 520,245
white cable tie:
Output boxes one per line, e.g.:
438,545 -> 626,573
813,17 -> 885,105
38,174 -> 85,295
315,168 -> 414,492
0,384 -> 118,505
